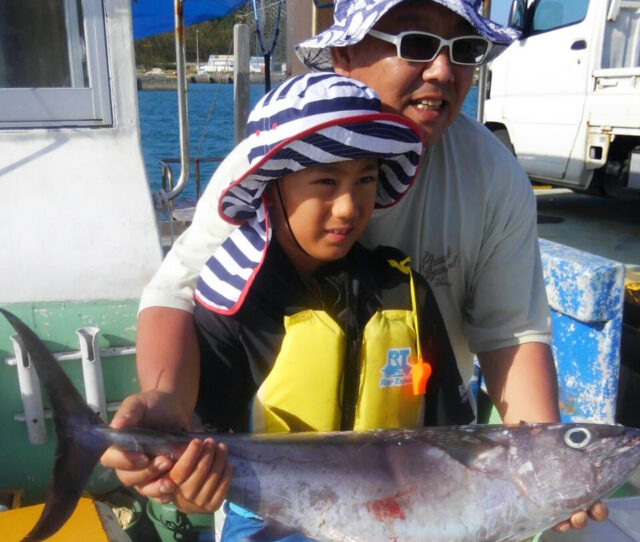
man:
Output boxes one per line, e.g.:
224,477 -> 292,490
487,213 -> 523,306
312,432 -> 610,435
102,0 -> 606,533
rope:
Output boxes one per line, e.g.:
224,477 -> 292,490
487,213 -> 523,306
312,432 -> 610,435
195,39 -> 235,159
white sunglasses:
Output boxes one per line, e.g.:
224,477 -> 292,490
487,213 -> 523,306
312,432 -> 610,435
368,29 -> 492,66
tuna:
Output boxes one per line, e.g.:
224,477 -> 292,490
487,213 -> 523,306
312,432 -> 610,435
2,308 -> 640,542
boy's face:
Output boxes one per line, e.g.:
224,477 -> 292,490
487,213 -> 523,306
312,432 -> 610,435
269,158 -> 379,277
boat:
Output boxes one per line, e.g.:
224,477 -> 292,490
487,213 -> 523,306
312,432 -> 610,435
0,0 -> 247,539
0,0 -> 638,540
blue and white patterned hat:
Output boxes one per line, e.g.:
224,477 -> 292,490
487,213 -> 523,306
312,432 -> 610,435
295,0 -> 520,72
195,72 -> 424,314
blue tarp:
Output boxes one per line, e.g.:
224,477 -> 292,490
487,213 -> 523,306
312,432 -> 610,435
132,0 -> 248,40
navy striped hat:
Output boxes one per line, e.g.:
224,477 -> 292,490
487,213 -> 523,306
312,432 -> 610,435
295,0 -> 520,72
195,72 -> 423,314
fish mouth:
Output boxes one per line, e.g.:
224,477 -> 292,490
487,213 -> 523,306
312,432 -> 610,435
615,428 -> 640,454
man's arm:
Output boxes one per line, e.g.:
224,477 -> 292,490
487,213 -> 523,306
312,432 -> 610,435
477,342 -> 559,424
100,308 -> 201,499
136,306 -> 200,409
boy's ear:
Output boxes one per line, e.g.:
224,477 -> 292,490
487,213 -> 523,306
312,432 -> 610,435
263,184 -> 276,208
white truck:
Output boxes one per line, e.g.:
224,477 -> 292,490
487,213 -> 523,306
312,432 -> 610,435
482,0 -> 640,198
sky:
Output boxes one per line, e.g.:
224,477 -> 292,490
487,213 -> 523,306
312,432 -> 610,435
490,0 -> 512,25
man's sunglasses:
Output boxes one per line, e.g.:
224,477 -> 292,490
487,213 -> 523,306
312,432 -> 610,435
368,29 -> 492,66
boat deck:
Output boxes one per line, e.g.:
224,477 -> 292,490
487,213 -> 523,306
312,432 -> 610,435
535,189 -> 640,277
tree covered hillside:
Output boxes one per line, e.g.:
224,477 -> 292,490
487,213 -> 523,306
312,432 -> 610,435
134,3 -> 287,70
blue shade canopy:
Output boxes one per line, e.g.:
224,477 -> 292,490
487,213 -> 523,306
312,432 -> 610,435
132,0 -> 248,40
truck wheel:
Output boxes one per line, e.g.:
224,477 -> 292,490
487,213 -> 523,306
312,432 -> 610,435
492,128 -> 516,156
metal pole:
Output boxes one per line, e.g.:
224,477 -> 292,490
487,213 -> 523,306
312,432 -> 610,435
196,29 -> 200,70
10,334 -> 47,444
234,23 -> 250,146
77,327 -> 107,421
166,0 -> 190,200
476,0 -> 491,124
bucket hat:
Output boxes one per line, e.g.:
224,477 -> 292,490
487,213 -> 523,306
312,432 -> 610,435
295,0 -> 519,72
195,72 -> 424,314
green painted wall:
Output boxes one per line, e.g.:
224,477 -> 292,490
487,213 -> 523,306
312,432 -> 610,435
0,300 -> 140,504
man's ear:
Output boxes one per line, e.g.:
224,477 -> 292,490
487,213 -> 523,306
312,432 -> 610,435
331,46 -> 352,76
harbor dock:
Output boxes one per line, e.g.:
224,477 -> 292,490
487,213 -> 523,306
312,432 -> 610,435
137,72 -> 286,90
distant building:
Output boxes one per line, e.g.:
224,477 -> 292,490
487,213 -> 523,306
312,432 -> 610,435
199,54 -> 234,73
198,54 -> 283,74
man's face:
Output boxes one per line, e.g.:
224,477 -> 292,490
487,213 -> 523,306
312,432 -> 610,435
332,1 -> 476,145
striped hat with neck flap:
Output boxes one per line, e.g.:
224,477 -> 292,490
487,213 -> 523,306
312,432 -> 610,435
195,72 -> 424,315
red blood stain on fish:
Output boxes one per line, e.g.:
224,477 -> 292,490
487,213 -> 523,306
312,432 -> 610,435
366,496 -> 406,525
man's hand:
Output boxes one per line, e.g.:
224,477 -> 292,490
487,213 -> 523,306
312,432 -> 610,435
168,438 -> 233,514
102,306 -> 202,502
554,502 -> 609,532
100,390 -> 192,502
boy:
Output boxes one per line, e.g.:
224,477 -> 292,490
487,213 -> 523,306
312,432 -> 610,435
159,72 -> 473,540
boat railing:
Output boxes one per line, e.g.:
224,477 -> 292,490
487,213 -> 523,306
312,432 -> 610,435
158,157 -> 225,249
160,156 -> 224,201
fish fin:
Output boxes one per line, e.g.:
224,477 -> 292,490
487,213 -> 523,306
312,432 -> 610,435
268,406 -> 315,433
242,521 -> 302,541
421,426 -> 509,477
445,443 -> 507,476
0,309 -> 109,542
23,442 -> 105,541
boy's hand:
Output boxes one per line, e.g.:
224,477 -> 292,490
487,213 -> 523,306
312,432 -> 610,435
168,438 -> 233,514
553,501 -> 608,532
100,391 -> 192,501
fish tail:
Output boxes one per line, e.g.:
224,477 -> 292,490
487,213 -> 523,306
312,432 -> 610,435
0,309 -> 110,542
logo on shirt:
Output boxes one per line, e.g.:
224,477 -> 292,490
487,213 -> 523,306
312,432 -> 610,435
420,246 -> 458,287
379,348 -> 412,388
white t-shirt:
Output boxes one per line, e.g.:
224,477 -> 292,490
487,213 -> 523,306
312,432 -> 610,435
140,113 -> 552,384
361,113 -> 551,383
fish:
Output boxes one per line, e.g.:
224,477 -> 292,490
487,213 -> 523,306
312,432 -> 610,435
2,307 -> 640,542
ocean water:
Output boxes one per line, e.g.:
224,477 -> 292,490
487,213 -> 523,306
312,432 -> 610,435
138,83 -> 479,202
138,83 -> 265,202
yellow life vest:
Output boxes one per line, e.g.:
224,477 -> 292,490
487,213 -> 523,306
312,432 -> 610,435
251,258 -> 431,433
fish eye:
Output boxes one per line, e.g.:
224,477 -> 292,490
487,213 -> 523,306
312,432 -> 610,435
564,427 -> 592,449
